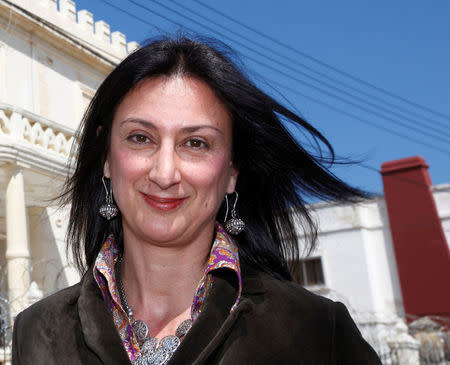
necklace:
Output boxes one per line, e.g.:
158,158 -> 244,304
115,256 -> 192,365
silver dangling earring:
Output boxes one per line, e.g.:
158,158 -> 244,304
224,191 -> 245,235
99,176 -> 119,220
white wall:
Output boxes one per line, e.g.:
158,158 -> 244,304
308,199 -> 403,318
433,183 -> 450,249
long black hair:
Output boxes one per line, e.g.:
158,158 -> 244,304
61,36 -> 367,279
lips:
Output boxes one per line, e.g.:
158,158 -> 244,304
141,193 -> 187,211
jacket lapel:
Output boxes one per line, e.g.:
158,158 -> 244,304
169,266 -> 266,365
78,270 -> 132,365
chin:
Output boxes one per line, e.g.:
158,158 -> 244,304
140,225 -> 183,245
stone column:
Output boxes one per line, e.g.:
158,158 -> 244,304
5,167 -> 31,317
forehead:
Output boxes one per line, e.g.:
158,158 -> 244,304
112,75 -> 232,132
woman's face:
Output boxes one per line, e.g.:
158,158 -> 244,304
104,75 -> 238,247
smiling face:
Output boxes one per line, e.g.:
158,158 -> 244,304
104,76 -> 238,248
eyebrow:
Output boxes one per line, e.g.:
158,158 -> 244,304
119,118 -> 223,134
120,118 -> 156,130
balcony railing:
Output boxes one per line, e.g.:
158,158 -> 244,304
0,103 -> 77,174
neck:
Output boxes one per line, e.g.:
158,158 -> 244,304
118,224 -> 215,336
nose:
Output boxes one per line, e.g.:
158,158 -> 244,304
147,143 -> 181,189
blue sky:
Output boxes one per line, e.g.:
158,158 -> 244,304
74,0 -> 450,194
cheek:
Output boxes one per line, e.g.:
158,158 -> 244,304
109,148 -> 148,187
187,155 -> 231,201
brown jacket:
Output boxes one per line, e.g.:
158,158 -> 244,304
12,266 -> 381,364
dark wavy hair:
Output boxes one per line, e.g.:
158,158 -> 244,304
61,36 -> 366,279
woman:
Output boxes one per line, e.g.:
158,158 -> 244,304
12,37 -> 381,364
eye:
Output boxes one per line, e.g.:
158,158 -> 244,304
128,134 -> 150,144
185,138 -> 208,149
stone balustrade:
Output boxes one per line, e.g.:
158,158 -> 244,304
0,103 -> 76,174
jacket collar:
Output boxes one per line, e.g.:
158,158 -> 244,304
171,266 -> 267,364
78,270 -> 132,364
77,265 -> 267,365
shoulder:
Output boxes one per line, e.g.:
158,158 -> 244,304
242,269 -> 339,339
15,281 -> 82,328
251,271 -> 363,333
240,269 -> 381,363
244,269 -> 336,317
12,281 -> 87,364
13,281 -> 83,363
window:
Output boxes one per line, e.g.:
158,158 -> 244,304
290,257 -> 325,286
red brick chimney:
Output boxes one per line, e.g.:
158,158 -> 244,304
381,156 -> 450,319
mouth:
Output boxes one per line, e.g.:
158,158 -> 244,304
141,193 -> 187,211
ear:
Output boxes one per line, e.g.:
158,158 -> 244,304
103,159 -> 111,178
226,162 -> 239,194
